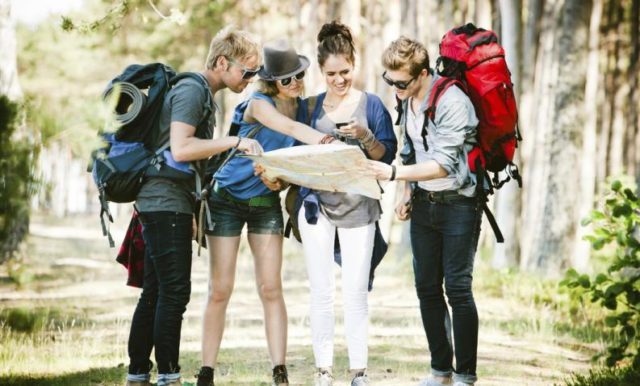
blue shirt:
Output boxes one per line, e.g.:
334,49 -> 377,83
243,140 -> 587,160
214,92 -> 303,200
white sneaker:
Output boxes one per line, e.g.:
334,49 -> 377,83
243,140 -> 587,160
351,373 -> 369,385
314,370 -> 333,386
418,377 -> 452,386
452,382 -> 473,386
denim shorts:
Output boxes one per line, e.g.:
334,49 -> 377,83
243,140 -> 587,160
205,190 -> 284,237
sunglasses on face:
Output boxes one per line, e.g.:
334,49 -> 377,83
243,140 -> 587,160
382,71 -> 418,90
227,57 -> 261,79
278,71 -> 305,87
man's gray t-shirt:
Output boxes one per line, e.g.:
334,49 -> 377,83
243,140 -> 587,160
136,75 -> 215,214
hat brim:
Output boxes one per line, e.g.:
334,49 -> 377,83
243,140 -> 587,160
258,55 -> 310,81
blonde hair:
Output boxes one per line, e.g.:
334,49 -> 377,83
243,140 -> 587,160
382,36 -> 430,77
205,26 -> 261,70
256,79 -> 279,96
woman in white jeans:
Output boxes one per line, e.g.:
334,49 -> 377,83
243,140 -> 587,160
297,20 -> 397,386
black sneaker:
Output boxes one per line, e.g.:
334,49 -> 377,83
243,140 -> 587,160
196,366 -> 214,386
272,364 -> 289,386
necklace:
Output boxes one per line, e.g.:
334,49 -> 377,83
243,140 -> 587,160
323,97 -> 346,109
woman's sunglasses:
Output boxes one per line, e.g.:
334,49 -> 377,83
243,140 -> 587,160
382,71 -> 418,90
278,71 -> 305,87
227,58 -> 261,80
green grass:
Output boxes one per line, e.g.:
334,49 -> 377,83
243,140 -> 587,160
0,215 -> 617,385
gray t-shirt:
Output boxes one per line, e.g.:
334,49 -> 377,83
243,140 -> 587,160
314,93 -> 381,228
136,74 -> 215,214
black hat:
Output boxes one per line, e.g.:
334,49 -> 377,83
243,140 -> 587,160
258,40 -> 310,81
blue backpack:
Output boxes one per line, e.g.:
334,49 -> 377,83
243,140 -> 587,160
90,63 -> 212,246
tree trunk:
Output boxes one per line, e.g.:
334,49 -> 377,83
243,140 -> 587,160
492,0 -> 522,269
523,0 -> 542,82
0,0 -> 21,99
400,0 -> 418,38
606,3 -> 626,178
491,0 -> 502,37
442,0 -> 454,31
475,0 -> 493,29
527,0 -> 592,273
628,0 -> 640,187
574,0 -> 603,272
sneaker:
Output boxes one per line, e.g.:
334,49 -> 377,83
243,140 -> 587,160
418,377 -> 452,386
125,382 -> 152,386
196,366 -> 214,386
351,371 -> 369,385
314,369 -> 333,386
272,364 -> 289,386
452,383 -> 473,386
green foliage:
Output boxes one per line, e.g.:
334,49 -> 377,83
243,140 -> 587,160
0,96 -> 39,263
561,180 -> 640,368
60,0 -> 131,33
563,365 -> 640,386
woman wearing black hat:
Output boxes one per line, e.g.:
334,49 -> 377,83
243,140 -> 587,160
196,40 -> 332,386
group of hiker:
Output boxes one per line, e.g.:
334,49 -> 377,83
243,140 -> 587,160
124,20 -> 484,386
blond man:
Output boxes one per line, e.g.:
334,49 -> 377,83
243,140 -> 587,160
369,37 -> 480,386
126,26 -> 263,386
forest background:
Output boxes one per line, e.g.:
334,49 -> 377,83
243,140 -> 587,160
0,0 -> 639,385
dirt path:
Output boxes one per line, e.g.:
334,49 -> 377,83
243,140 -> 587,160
0,213 -> 595,385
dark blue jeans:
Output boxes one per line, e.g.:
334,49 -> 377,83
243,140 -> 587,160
128,211 -> 193,375
410,194 -> 482,381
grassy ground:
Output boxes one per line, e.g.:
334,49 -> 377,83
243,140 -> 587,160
0,211 -> 603,385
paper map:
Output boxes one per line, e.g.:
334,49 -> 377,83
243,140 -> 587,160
242,144 -> 382,199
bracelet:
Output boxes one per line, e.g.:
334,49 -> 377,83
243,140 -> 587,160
359,130 -> 376,150
389,164 -> 397,181
234,136 -> 242,149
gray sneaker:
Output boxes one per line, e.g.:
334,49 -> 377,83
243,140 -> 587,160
351,372 -> 369,385
314,370 -> 333,386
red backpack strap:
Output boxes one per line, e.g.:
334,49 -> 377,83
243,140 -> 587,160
421,77 -> 465,151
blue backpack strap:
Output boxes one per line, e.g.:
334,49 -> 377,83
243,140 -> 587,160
310,92 -> 326,128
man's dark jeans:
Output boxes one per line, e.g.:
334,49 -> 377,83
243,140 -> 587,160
410,193 -> 482,379
128,211 -> 193,375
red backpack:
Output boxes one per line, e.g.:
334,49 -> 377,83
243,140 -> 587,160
421,23 -> 522,242
430,23 -> 522,185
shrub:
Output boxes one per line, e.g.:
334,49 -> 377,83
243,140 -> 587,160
561,180 -> 640,368
0,95 -> 39,264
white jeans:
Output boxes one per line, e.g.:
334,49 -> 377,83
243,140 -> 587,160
298,205 -> 375,369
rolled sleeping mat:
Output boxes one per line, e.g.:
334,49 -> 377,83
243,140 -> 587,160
103,82 -> 147,126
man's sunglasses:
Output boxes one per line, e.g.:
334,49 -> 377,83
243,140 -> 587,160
227,58 -> 261,79
279,71 -> 305,87
382,71 -> 418,90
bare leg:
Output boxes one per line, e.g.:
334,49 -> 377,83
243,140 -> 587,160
201,235 -> 241,367
247,233 -> 287,366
